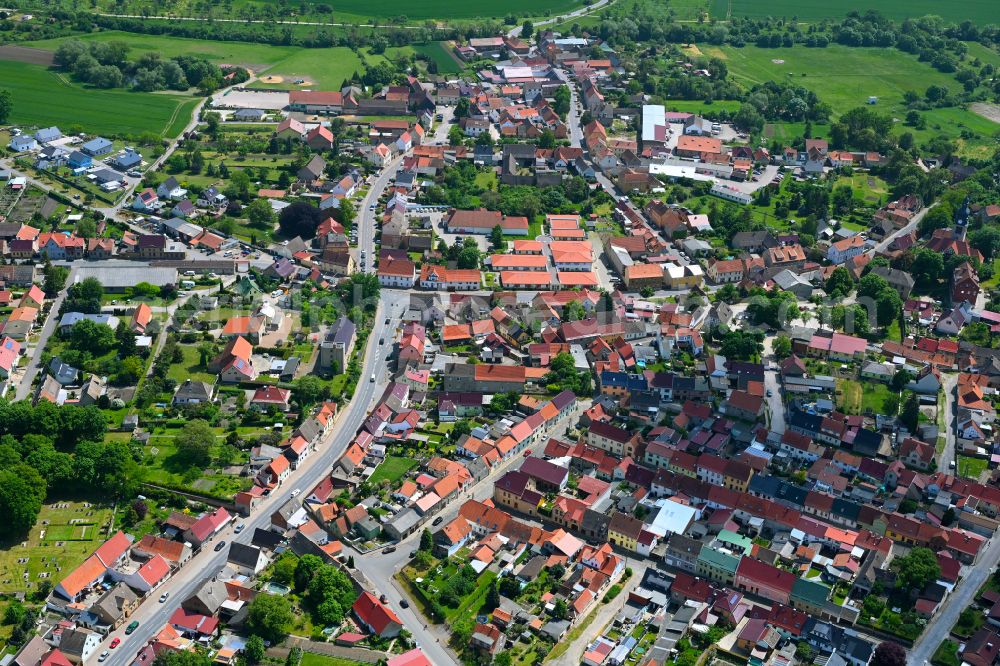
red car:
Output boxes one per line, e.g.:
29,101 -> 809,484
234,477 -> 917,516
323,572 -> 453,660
110,639 -> 121,649
523,449 -> 532,457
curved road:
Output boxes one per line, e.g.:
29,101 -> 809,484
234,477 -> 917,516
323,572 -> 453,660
106,290 -> 402,666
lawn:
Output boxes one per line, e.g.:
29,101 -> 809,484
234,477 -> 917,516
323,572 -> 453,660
958,456 -> 988,480
0,60 -> 198,138
0,500 -> 113,596
832,172 -> 888,206
665,99 -> 741,115
715,44 -> 1000,156
298,654 -> 368,666
763,121 -> 832,143
836,378 -> 895,415
142,432 -> 254,499
165,344 -> 217,384
413,42 -> 463,74
932,640 -> 961,666
712,0 -> 1000,23
250,48 -> 367,90
368,456 -> 418,485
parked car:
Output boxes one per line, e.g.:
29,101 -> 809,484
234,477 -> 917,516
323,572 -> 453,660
234,524 -> 245,533
214,540 -> 227,552
400,599 -> 409,609
432,516 -> 443,526
110,639 -> 121,649
98,651 -> 110,662
159,592 -> 169,603
125,621 -> 139,635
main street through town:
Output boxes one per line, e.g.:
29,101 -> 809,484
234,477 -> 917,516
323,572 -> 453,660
105,109 -> 457,666
105,286 -> 406,666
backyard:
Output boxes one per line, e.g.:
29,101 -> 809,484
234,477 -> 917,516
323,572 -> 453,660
835,378 -> 896,416
368,456 -> 418,486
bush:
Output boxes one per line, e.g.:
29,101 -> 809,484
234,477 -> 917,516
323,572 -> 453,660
602,584 -> 622,603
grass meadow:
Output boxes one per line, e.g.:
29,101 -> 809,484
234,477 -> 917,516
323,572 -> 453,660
712,0 -> 1000,23
712,44 -> 1000,157
0,60 -> 198,137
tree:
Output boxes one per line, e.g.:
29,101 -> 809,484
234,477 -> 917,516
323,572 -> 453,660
294,554 -> 323,593
0,465 -> 46,538
293,375 -> 328,407
717,284 -> 739,304
872,641 -> 907,666
270,552 -> 299,585
825,266 -> 853,298
484,581 -> 500,611
3,601 -> 26,626
43,264 -> 69,296
910,248 -> 944,289
545,352 -> 592,395
245,199 -> 276,228
278,202 -> 323,238
521,20 -> 533,37
244,636 -> 266,665
0,89 -> 13,124
717,329 -> 765,361
773,335 -> 792,359
553,85 -> 571,118
563,300 -> 586,322
175,419 -> 214,467
306,564 -> 356,626
245,593 -> 294,644
891,369 -> 913,392
419,528 -> 433,552
69,276 -> 105,302
891,547 -> 940,593
67,320 -> 116,355
552,598 -> 568,620
900,393 -> 919,432
154,652 -> 213,666
490,224 -> 506,251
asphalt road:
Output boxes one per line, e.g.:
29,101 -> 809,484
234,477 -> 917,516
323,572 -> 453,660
507,0 -> 614,36
106,290 -> 407,666
346,398 -> 589,664
14,268 -> 73,402
908,533 -> 1000,665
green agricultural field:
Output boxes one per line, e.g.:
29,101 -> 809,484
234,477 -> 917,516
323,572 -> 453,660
25,31 -> 300,68
305,0 -> 584,20
0,60 -> 198,138
716,44 -> 1000,156
712,0 -> 1000,23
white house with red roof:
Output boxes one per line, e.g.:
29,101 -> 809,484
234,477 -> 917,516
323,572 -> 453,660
352,591 -> 403,638
181,509 -> 231,549
53,531 -> 133,602
0,335 -> 21,379
250,386 -> 292,412
169,607 -> 219,639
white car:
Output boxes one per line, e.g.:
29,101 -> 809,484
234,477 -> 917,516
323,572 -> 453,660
290,488 -> 301,498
